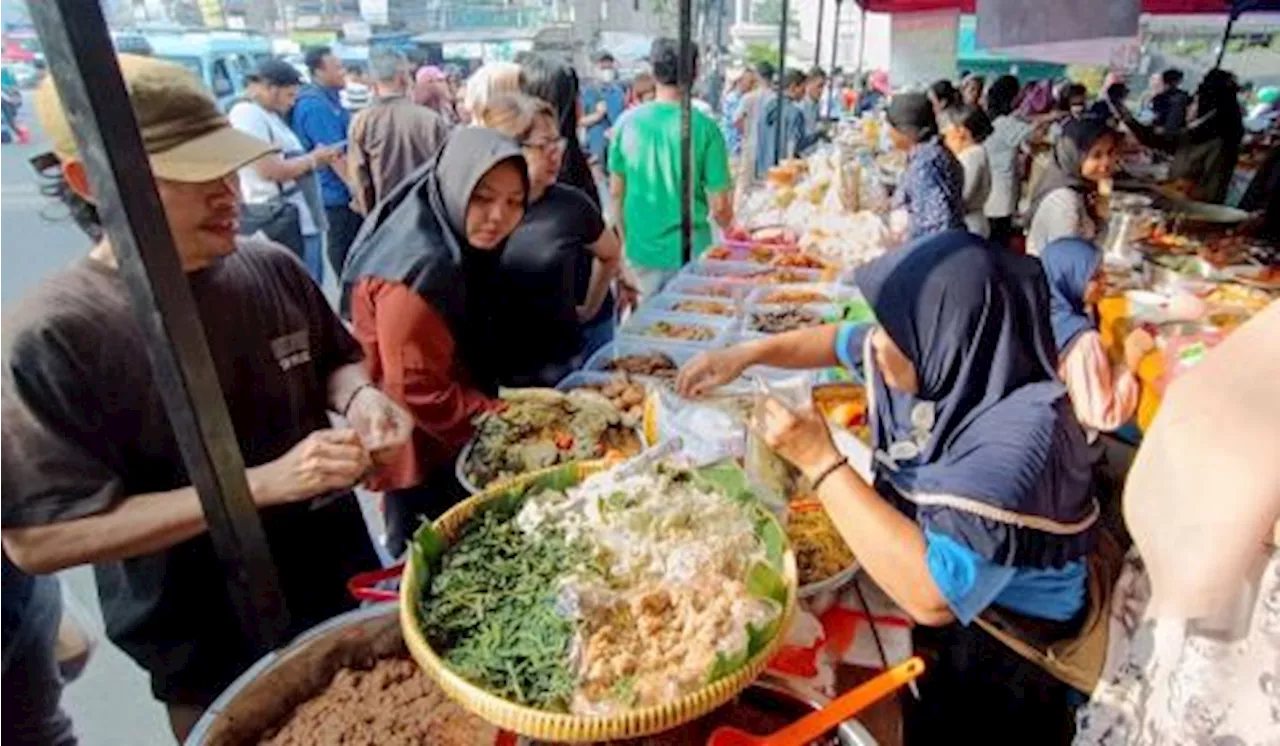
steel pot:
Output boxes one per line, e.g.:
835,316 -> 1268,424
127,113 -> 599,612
184,604 -> 409,746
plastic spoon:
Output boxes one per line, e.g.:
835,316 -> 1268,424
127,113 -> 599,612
707,657 -> 925,746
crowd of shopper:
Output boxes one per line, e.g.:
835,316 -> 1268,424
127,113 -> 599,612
3,40 -> 1276,746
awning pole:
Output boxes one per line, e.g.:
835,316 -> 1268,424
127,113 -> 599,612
679,0 -> 695,265
857,5 -> 868,74
827,0 -> 844,118
712,0 -> 727,110
1214,12 -> 1238,69
774,0 -> 791,160
28,0 -> 291,653
814,0 -> 826,68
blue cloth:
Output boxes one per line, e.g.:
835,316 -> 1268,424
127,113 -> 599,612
852,231 -> 1096,573
302,233 -> 324,285
754,94 -> 809,179
721,89 -> 744,156
291,84 -> 351,207
834,322 -> 871,372
925,530 -> 1086,624
581,82 -> 627,163
856,90 -> 884,116
801,98 -> 821,133
2,556 -> 76,746
1040,237 -> 1104,355
893,139 -> 966,240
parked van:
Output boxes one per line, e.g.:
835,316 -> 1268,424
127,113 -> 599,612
145,31 -> 272,111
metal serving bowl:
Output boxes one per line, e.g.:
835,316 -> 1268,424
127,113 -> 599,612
184,604 -> 415,746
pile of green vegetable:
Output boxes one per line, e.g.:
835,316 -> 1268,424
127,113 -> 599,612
419,500 -> 591,711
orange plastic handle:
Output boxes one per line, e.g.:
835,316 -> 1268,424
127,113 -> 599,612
763,656 -> 925,746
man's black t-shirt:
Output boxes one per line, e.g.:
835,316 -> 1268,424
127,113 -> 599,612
0,240 -> 378,706
1152,88 -> 1191,132
495,184 -> 606,385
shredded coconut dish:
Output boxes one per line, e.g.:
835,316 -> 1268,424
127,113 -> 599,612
415,460 -> 791,716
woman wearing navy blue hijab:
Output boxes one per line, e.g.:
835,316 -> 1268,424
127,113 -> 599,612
677,230 -> 1096,741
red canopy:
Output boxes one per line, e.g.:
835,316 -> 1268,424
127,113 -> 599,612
856,0 -> 1239,13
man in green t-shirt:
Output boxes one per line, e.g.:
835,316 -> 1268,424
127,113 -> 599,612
609,38 -> 734,296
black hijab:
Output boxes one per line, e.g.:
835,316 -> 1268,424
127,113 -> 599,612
342,128 -> 529,393
1028,115 -> 1115,223
521,54 -> 600,209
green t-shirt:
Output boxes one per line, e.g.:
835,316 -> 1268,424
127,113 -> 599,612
609,101 -> 732,270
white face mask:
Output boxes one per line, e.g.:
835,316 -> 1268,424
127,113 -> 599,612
598,68 -> 617,83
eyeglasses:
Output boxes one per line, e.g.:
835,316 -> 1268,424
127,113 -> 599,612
523,136 -> 567,158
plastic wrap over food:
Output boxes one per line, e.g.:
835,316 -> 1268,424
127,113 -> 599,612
642,386 -> 748,467
744,374 -> 813,512
797,211 -> 890,269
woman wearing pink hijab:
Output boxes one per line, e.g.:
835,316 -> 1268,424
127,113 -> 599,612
1075,302 -> 1280,744
413,65 -> 458,126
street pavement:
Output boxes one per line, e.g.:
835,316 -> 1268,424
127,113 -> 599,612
2,97 -> 387,745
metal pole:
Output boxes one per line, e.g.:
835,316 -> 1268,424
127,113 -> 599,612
826,0 -> 843,118
679,0 -> 695,265
814,0 -> 825,68
774,0 -> 791,161
711,0 -> 727,110
857,5 -> 867,75
1214,12 -> 1237,69
28,0 -> 291,653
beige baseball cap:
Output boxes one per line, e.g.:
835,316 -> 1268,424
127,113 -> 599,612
35,54 -> 277,183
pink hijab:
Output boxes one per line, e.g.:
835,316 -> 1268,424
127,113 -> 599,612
1123,301 -> 1280,618
413,65 -> 454,119
868,70 -> 891,96
1017,80 -> 1055,116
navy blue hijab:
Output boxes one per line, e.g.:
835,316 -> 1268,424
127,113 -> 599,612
1040,237 -> 1103,355
854,230 -> 1096,567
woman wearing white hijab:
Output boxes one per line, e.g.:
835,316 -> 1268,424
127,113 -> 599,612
1075,302 -> 1280,745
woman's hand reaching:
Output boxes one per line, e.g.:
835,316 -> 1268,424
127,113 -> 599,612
675,346 -> 754,398
750,396 -> 842,482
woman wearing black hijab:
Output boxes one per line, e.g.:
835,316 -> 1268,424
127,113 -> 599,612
342,128 -> 529,555
886,92 -> 966,240
1025,117 -> 1120,255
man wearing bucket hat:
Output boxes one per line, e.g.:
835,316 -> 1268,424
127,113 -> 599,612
1,55 -> 411,739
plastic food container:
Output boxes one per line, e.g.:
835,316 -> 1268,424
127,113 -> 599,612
745,282 -> 852,307
648,292 -> 742,319
682,259 -> 826,286
739,303 -> 843,339
617,309 -> 736,348
584,337 -> 705,379
701,243 -> 780,264
665,276 -> 754,300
